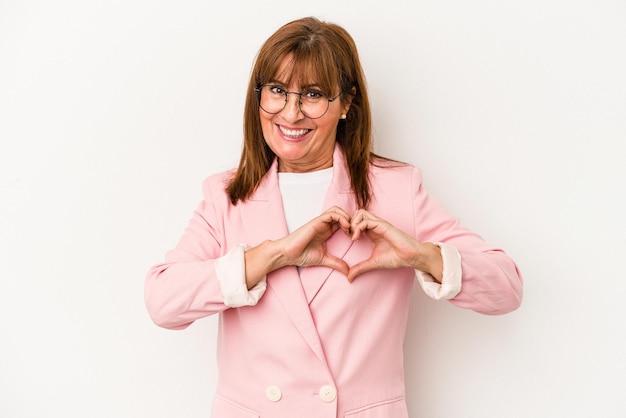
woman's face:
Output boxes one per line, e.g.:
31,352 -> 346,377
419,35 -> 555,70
260,57 -> 350,173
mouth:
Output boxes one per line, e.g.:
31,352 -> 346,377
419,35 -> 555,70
278,125 -> 311,140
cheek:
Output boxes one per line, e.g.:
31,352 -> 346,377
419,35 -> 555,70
259,112 -> 274,135
317,119 -> 339,136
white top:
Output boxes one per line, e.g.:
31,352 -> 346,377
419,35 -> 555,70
215,167 -> 462,307
278,167 -> 333,233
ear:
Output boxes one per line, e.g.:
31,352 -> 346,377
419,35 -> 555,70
342,86 -> 357,115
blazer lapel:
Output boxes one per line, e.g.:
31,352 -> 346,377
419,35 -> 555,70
240,158 -> 328,364
300,146 -> 358,303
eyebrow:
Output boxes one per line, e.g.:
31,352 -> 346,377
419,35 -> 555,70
266,79 -> 323,90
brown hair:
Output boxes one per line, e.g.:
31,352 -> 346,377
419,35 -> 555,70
226,17 -> 375,207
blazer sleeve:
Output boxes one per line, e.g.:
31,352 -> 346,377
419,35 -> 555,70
144,176 -> 232,330
410,167 -> 523,315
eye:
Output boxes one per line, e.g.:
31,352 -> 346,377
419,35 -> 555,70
268,85 -> 286,95
302,89 -> 325,101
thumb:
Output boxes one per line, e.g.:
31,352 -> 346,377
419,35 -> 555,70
347,259 -> 377,282
320,255 -> 350,277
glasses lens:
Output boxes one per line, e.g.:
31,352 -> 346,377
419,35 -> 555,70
300,91 -> 329,119
259,86 -> 287,114
257,85 -> 332,119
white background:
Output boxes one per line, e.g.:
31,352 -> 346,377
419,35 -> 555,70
1,1 -> 625,417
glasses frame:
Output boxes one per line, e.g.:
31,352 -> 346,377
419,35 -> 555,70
254,84 -> 343,120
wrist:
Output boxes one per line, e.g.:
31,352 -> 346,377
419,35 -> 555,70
410,242 -> 443,284
425,243 -> 443,283
261,239 -> 287,271
244,240 -> 283,289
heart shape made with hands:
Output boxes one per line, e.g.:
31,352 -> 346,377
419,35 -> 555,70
295,207 -> 438,283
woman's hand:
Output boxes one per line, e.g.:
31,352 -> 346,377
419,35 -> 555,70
278,205 -> 352,273
244,206 -> 351,288
347,209 -> 443,283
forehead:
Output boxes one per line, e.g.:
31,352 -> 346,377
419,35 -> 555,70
269,54 -> 335,89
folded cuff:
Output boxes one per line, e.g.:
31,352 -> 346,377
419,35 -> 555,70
215,244 -> 267,307
415,242 -> 462,300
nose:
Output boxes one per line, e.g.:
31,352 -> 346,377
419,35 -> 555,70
280,92 -> 304,120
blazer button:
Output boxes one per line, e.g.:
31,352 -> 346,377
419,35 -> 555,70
265,385 -> 282,402
319,385 -> 336,402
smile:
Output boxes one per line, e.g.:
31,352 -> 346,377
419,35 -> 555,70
279,125 -> 311,139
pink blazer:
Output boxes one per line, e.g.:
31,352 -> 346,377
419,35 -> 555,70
145,146 -> 522,418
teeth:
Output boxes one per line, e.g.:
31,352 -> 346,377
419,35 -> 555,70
279,126 -> 309,138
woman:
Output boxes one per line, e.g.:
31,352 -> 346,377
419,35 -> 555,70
145,16 -> 523,418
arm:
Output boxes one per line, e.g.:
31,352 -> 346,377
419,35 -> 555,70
347,167 -> 522,315
144,179 -> 232,330
409,167 -> 523,315
145,175 -> 353,329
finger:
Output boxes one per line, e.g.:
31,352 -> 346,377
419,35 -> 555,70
351,208 -> 378,223
350,218 -> 383,241
350,209 -> 374,236
326,205 -> 352,218
351,221 -> 372,241
350,209 -> 365,226
320,255 -> 350,276
347,259 -> 377,282
322,211 -> 352,234
351,224 -> 363,241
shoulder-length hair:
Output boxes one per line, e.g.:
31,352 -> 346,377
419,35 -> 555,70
226,16 -> 374,207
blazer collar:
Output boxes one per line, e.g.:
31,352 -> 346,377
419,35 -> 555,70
248,144 -> 354,202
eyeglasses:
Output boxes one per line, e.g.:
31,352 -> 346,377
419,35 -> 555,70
255,84 -> 342,119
